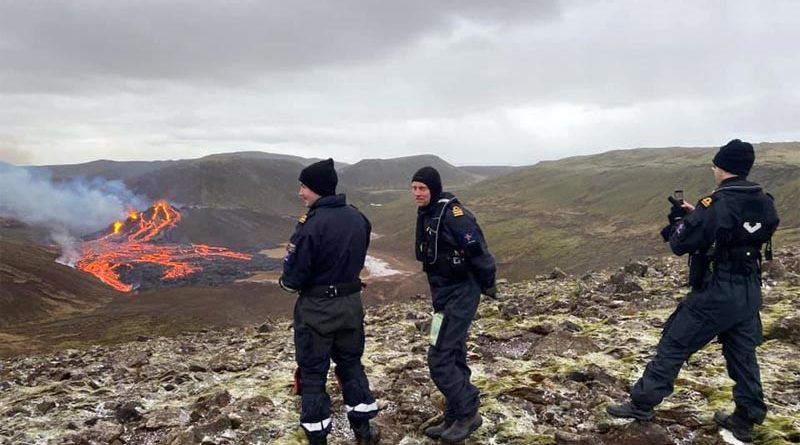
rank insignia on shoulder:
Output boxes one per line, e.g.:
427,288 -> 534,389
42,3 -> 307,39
452,206 -> 464,217
700,197 -> 713,208
298,214 -> 308,224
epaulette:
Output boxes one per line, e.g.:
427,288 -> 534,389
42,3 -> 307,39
452,205 -> 464,217
700,196 -> 713,208
298,214 -> 308,224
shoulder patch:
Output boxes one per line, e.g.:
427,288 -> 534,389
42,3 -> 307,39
298,214 -> 308,224
700,197 -> 713,208
452,206 -> 464,217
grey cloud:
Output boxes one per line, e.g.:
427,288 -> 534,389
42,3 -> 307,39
0,0 -> 561,93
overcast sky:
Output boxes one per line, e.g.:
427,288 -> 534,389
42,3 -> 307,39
1,0 -> 798,167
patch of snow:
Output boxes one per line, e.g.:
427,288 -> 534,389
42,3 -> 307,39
364,255 -> 401,277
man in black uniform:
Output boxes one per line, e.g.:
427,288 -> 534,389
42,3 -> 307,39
411,166 -> 497,443
279,158 -> 380,445
607,140 -> 780,442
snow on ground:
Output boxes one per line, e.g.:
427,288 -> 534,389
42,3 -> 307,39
364,255 -> 403,277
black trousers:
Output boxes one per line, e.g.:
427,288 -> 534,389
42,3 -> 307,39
294,292 -> 377,440
428,279 -> 481,421
630,269 -> 767,424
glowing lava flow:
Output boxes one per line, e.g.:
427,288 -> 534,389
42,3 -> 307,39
76,201 -> 252,292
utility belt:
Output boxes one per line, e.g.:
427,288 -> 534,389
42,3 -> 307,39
689,246 -> 762,289
422,249 -> 469,280
713,246 -> 761,263
301,280 -> 362,298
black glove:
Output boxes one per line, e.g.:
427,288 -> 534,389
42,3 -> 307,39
482,285 -> 498,299
666,196 -> 687,225
668,206 -> 686,225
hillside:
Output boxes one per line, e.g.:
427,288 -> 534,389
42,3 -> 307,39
338,154 -> 483,192
369,143 -> 800,280
1,248 -> 797,444
0,239 -> 116,327
460,165 -> 521,178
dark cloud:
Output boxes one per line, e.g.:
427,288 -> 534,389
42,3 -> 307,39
0,1 -> 798,165
0,0 -> 560,92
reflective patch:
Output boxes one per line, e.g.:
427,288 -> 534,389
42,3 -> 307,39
284,243 -> 297,263
301,417 -> 331,432
345,401 -> 379,413
298,214 -> 308,224
743,222 -> 762,233
452,206 -> 464,217
675,222 -> 686,235
700,197 -> 713,208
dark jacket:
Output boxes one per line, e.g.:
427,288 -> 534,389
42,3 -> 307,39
415,192 -> 496,291
669,177 -> 779,276
280,194 -> 371,291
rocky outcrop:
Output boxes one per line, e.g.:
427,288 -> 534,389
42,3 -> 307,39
1,251 -> 798,444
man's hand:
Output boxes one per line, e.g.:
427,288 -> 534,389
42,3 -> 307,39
482,285 -> 498,299
668,206 -> 687,225
666,196 -> 688,225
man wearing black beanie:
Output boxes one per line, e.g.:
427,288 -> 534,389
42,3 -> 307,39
280,158 -> 380,445
299,158 -> 338,198
411,166 -> 497,442
608,140 -> 780,443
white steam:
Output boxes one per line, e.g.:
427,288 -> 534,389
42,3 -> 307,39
0,163 -> 145,237
51,230 -> 80,267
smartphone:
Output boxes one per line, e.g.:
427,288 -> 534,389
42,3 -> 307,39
673,190 -> 684,202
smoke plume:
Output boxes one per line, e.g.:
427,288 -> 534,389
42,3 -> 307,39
0,162 -> 146,236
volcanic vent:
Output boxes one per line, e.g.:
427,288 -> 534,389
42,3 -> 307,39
76,201 -> 277,292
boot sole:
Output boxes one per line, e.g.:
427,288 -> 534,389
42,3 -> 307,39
606,406 -> 655,421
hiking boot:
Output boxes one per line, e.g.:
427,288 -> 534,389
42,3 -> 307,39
423,417 -> 454,439
440,412 -> 482,442
714,411 -> 753,443
606,401 -> 655,421
354,421 -> 380,445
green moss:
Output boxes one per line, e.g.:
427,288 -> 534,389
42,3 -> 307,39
755,414 -> 800,445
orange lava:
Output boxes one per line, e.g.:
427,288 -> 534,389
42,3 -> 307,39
76,201 -> 252,292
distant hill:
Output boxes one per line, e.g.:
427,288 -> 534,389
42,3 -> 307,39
199,151 -> 333,166
16,145 -> 799,280
459,165 -> 521,178
339,154 -> 483,192
127,157 -> 302,216
34,159 -> 180,182
369,142 -> 800,279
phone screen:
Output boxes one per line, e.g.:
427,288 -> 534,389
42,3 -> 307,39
674,190 -> 684,201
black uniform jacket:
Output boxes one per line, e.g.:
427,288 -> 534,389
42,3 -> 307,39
669,177 -> 779,267
280,194 -> 371,292
415,192 -> 496,291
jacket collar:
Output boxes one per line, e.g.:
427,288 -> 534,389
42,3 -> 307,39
311,193 -> 346,209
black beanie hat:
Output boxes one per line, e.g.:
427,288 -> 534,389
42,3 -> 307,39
713,139 -> 755,177
299,158 -> 337,196
411,166 -> 442,200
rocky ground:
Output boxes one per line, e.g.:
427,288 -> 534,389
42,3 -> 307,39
1,250 -> 799,445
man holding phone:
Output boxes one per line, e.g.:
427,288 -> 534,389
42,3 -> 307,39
607,140 -> 780,442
